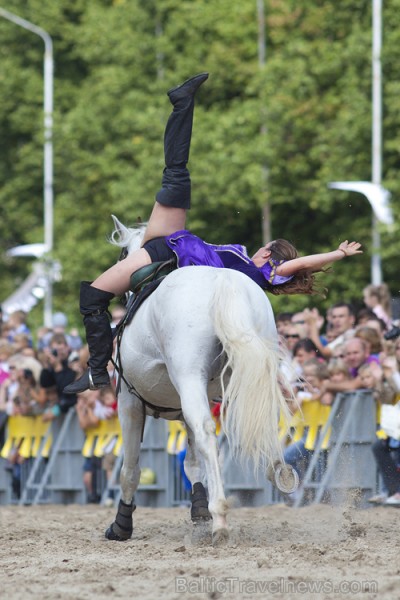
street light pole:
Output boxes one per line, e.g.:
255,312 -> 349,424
0,8 -> 54,326
371,0 -> 382,284
328,1 -> 392,285
256,0 -> 271,244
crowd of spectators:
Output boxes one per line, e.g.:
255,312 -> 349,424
278,282 -> 400,507
1,282 -> 400,507
0,304 -> 125,501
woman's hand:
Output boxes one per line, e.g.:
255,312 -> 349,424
338,241 -> 363,257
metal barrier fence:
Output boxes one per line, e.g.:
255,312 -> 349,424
0,390 -> 381,508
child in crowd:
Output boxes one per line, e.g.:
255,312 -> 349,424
40,387 -> 62,422
289,359 -> 333,406
292,339 -> 319,375
327,358 -> 352,386
0,343 -> 15,386
284,359 -> 334,501
76,390 -> 103,503
363,283 -> 392,331
358,363 -> 397,405
11,368 -> 41,416
355,326 -> 383,359
0,358 -> 19,415
5,311 -> 32,347
97,386 -> 119,505
76,386 -> 117,503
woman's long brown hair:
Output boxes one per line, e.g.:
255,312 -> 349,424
267,238 -> 327,296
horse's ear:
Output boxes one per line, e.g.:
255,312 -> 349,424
110,214 -> 131,246
111,214 -> 125,233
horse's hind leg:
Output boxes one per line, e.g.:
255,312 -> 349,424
180,387 -> 229,545
184,424 -> 211,522
105,389 -> 143,541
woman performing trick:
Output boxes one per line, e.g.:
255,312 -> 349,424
64,72 -> 362,395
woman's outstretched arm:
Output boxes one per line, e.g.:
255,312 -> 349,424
276,241 -> 362,277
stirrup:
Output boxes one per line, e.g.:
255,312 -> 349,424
63,369 -> 110,395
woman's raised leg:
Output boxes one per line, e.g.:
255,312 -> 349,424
64,73 -> 209,395
143,71 -> 209,243
91,71 -> 210,294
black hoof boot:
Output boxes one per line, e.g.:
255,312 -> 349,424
64,368 -> 110,395
190,482 -> 212,522
167,73 -> 209,104
105,500 -> 136,541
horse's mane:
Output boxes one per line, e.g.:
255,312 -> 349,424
108,214 -> 147,253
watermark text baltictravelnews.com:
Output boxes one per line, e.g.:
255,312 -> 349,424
175,576 -> 378,595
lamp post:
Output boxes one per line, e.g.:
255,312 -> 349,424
256,0 -> 271,244
371,0 -> 383,284
0,7 -> 54,326
328,0 -> 392,285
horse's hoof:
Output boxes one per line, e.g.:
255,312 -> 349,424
212,528 -> 229,546
105,524 -> 132,541
191,524 -> 212,546
274,463 -> 299,494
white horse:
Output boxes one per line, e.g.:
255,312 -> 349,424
106,216 -> 296,545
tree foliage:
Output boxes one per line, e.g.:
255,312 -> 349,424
1,0 -> 400,331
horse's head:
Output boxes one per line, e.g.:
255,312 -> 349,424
109,215 -> 147,260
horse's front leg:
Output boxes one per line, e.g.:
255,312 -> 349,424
105,388 -> 144,541
184,422 -> 212,522
180,384 -> 229,545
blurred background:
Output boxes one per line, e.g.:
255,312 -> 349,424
1,0 -> 399,335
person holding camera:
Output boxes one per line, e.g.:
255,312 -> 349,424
39,333 -> 77,415
12,367 -> 41,416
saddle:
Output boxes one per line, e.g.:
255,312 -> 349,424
118,257 -> 177,330
130,258 -> 177,296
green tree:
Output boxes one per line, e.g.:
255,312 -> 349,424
1,0 -> 399,333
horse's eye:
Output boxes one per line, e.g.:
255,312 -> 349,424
119,247 -> 128,261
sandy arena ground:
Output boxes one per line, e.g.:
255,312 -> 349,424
1,502 -> 398,599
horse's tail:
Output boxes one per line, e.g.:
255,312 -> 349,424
212,271 -> 293,471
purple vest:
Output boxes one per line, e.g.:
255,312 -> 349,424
165,230 -> 293,290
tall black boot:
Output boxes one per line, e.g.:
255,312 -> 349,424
64,282 -> 115,395
156,72 -> 209,209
